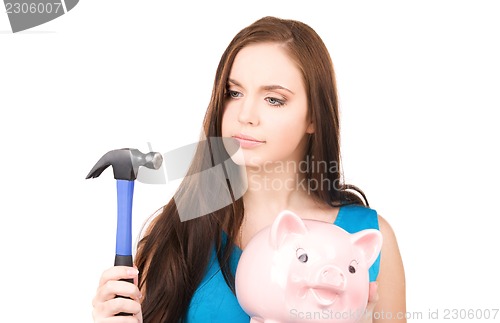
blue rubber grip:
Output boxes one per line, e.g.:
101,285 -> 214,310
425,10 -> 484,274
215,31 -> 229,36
116,179 -> 134,257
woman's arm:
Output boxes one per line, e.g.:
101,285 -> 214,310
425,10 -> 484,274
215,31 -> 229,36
373,215 -> 407,323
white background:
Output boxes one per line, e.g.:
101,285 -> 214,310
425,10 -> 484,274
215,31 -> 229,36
1,1 -> 499,322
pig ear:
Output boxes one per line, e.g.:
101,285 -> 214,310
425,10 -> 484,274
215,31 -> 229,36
270,210 -> 308,250
351,229 -> 383,267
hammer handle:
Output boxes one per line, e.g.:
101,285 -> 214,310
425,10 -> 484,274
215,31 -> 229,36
114,254 -> 134,267
115,180 -> 135,316
116,180 -> 134,257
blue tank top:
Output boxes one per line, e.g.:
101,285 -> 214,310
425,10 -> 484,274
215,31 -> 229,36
186,204 -> 381,322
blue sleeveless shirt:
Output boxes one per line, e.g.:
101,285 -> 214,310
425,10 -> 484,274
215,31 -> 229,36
186,204 -> 381,322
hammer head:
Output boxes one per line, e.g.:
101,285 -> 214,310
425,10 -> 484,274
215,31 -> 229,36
86,148 -> 163,181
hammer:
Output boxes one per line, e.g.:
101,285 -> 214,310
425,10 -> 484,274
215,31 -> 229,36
86,148 -> 163,272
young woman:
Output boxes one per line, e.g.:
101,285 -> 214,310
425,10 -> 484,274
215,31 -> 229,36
92,16 -> 406,323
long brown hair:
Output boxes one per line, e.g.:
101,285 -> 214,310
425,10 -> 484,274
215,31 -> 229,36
135,16 -> 368,322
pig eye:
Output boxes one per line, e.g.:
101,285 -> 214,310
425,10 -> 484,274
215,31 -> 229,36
296,248 -> 308,263
349,260 -> 358,274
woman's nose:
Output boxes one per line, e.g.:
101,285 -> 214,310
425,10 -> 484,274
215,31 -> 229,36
237,96 -> 260,126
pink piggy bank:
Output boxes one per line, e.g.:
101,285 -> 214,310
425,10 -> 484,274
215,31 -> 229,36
235,210 -> 383,323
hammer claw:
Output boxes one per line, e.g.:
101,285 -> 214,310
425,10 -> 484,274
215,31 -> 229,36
85,159 -> 110,179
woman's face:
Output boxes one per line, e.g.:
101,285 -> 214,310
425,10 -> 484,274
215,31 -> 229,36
222,42 -> 314,170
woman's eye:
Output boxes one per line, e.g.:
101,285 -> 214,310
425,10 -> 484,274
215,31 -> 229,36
227,90 -> 242,98
266,97 -> 285,107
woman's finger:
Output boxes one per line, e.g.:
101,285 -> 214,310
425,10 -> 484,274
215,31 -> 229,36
368,281 -> 379,304
93,279 -> 142,306
93,296 -> 142,318
98,266 -> 139,287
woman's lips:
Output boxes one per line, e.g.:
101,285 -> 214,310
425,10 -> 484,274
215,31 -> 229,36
233,134 -> 265,148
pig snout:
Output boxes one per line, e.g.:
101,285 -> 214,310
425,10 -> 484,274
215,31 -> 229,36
318,265 -> 346,292
309,265 -> 346,307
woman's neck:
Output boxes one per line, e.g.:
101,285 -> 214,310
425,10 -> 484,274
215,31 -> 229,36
243,161 -> 309,210
240,162 -> 336,225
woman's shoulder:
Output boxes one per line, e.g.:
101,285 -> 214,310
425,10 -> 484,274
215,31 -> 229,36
376,213 -> 397,243
371,212 -> 403,264
375,213 -> 404,276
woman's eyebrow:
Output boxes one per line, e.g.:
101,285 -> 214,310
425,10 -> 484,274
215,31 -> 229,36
227,79 -> 242,87
228,78 -> 294,95
261,85 -> 294,95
